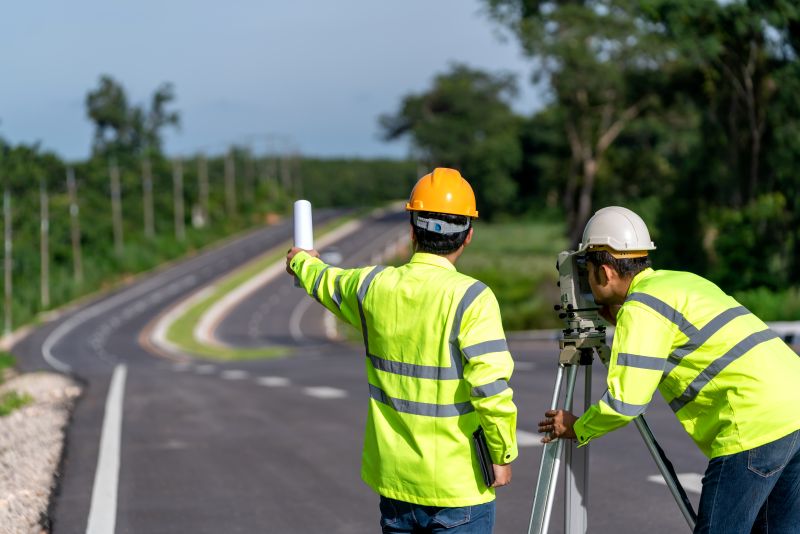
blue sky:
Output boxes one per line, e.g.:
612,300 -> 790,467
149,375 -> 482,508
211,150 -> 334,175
0,1 -> 542,160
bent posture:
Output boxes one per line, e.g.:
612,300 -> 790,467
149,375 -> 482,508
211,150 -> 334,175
287,168 -> 518,533
539,206 -> 800,534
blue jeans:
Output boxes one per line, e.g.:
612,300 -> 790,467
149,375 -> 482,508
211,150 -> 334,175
695,429 -> 800,533
379,496 -> 495,533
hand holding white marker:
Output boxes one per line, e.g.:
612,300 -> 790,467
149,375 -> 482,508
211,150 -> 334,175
292,200 -> 314,286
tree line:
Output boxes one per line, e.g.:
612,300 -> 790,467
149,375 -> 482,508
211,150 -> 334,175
380,0 -> 800,299
0,76 -> 416,332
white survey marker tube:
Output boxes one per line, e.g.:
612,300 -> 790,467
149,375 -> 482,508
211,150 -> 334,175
292,200 -> 314,287
293,199 -> 314,249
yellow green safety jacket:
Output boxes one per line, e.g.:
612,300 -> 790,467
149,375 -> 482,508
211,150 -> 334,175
574,268 -> 800,458
291,251 -> 518,506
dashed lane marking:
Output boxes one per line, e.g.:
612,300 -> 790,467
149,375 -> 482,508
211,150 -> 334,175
303,386 -> 348,399
194,364 -> 216,374
220,370 -> 249,380
647,472 -> 703,494
517,430 -> 543,447
257,376 -> 291,387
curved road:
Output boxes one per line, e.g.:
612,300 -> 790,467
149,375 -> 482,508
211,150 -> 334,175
13,208 -> 709,533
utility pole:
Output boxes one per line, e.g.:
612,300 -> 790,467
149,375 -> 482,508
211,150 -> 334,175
197,154 -> 210,226
4,188 -> 12,336
173,158 -> 185,241
40,179 -> 50,309
244,153 -> 255,204
66,167 -> 83,286
142,158 -> 155,239
110,160 -> 124,256
225,149 -> 237,218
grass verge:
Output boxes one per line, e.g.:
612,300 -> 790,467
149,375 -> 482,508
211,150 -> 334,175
0,352 -> 32,416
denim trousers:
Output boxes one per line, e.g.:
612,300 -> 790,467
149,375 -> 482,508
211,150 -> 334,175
379,496 -> 496,533
695,429 -> 800,534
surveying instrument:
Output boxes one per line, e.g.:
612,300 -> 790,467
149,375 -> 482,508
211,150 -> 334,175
527,250 -> 698,533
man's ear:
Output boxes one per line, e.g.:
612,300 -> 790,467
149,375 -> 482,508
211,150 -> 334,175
463,227 -> 474,247
599,263 -> 616,286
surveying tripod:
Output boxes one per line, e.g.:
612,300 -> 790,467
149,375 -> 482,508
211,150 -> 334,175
527,323 -> 699,534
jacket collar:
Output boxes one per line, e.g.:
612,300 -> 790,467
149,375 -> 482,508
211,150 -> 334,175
627,267 -> 655,296
409,252 -> 457,271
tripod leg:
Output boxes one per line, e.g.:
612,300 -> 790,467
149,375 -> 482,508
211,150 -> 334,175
633,415 -> 697,531
528,365 -> 579,534
564,366 -> 591,534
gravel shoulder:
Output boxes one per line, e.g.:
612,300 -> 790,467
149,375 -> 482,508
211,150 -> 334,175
0,372 -> 81,534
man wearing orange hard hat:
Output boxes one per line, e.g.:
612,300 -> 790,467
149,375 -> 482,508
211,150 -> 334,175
287,168 -> 517,533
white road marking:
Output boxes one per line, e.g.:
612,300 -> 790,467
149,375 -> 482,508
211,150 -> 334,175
289,297 -> 313,342
172,362 -> 191,372
150,285 -> 217,357
42,274 -> 196,372
323,311 -> 338,340
517,430 -> 544,447
257,376 -> 290,387
194,364 -> 216,374
647,472 -> 704,494
303,386 -> 348,399
195,216 -> 369,347
220,369 -> 249,380
85,364 -> 127,534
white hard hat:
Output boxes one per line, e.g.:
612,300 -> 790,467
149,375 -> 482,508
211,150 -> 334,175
579,206 -> 656,257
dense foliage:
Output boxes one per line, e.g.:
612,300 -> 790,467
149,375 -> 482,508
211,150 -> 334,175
382,1 -> 800,313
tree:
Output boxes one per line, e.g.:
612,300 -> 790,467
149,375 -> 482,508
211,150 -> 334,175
484,0 -> 673,243
645,1 -> 800,287
86,75 -> 180,159
379,64 -> 522,218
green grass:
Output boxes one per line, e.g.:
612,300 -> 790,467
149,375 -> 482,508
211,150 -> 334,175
389,219 -> 568,331
0,352 -> 32,416
733,286 -> 800,321
0,391 -> 33,416
459,220 -> 567,331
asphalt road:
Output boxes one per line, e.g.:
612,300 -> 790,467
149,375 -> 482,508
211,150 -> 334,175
13,208 -> 711,534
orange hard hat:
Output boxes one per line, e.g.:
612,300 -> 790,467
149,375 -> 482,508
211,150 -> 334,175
405,168 -> 479,218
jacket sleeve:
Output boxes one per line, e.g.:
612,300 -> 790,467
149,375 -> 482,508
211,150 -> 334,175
458,286 -> 518,465
573,303 -> 674,446
289,251 -> 366,330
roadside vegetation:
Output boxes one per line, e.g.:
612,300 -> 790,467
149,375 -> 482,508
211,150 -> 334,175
0,352 -> 32,416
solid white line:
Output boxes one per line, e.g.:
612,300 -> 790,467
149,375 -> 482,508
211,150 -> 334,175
647,472 -> 704,494
85,364 -> 127,534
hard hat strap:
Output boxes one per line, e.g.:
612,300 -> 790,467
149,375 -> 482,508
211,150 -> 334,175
412,213 -> 470,235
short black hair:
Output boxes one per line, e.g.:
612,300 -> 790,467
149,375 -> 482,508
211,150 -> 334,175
411,211 -> 471,255
585,249 -> 651,279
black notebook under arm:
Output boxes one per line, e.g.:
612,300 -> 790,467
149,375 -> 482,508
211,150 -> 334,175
473,427 -> 496,487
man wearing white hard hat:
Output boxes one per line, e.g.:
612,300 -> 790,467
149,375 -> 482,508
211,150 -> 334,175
538,206 -> 800,533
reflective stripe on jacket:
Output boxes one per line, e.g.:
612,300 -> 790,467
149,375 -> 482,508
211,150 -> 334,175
574,268 -> 800,458
291,251 -> 518,506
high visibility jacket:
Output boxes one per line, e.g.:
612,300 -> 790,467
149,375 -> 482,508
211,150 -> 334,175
291,251 -> 518,506
574,268 -> 800,458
